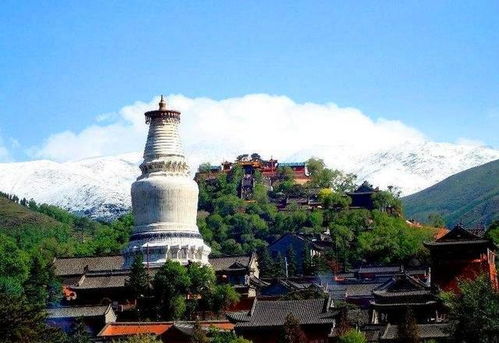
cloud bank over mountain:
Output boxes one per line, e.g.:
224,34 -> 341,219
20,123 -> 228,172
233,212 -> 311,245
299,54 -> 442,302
32,94 -> 430,164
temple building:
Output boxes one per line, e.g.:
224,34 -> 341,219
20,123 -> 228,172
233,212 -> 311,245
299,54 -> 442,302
424,224 -> 498,292
123,96 -> 211,267
346,181 -> 379,210
228,297 -> 339,343
369,272 -> 443,325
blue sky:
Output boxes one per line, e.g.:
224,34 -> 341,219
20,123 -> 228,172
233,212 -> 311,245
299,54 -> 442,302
1,1 -> 498,162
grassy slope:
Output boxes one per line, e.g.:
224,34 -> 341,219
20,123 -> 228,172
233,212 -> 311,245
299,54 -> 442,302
402,159 -> 499,227
0,197 -> 62,229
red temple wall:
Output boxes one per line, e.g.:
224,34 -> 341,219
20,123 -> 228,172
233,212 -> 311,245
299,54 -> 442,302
433,259 -> 497,293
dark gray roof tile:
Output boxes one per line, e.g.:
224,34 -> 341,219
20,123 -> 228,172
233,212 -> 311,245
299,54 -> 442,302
232,298 -> 338,327
46,305 -> 112,319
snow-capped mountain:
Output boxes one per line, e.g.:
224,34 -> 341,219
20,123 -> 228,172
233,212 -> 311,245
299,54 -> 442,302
0,142 -> 498,220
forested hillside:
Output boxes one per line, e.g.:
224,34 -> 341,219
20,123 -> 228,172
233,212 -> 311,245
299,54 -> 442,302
196,158 -> 436,275
0,192 -> 133,296
403,159 -> 499,227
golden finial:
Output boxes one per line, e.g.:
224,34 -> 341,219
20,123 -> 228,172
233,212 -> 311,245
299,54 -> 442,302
159,95 -> 167,110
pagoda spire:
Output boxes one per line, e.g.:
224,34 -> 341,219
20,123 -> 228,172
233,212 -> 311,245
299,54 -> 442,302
159,94 -> 167,110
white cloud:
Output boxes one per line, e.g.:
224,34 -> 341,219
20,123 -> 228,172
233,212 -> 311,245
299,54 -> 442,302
31,93 -> 429,170
455,138 -> 486,147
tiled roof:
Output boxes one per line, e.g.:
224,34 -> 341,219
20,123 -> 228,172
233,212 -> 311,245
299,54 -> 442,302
380,323 -> 451,340
99,322 -> 172,336
229,297 -> 338,327
172,321 -> 234,336
425,224 -> 490,247
46,305 -> 112,319
54,255 -> 124,276
345,283 -> 384,297
209,255 -> 251,272
74,273 -> 129,289
372,273 -> 430,298
98,321 -> 234,337
358,266 -> 401,274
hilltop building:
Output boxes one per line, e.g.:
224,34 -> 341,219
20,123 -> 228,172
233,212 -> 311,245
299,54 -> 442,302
195,154 -> 310,200
123,96 -> 210,267
196,154 -> 309,184
346,181 -> 379,210
424,224 -> 498,292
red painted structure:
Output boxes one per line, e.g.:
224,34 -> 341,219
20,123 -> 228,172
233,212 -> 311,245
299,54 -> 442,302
424,225 -> 498,293
195,155 -> 309,185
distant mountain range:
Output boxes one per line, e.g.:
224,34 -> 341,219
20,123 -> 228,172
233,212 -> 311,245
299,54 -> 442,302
403,159 -> 499,228
0,142 -> 498,220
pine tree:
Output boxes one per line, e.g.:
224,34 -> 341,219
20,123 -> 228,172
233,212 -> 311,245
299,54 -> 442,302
23,255 -> 59,306
128,254 -> 151,319
191,321 -> 209,343
258,248 -> 274,278
336,307 -> 350,337
397,307 -> 419,343
280,313 -> 307,343
0,293 -> 67,343
71,318 -> 92,343
273,253 -> 286,278
302,243 -> 314,276
286,245 -> 297,277
128,254 -> 150,298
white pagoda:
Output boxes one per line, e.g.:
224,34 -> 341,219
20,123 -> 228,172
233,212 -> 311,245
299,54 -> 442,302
123,96 -> 211,267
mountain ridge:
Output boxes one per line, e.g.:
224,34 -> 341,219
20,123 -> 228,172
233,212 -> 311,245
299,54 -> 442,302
403,159 -> 499,227
0,142 -> 498,220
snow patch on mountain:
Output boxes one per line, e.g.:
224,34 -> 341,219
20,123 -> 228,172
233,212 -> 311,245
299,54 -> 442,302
0,143 -> 498,220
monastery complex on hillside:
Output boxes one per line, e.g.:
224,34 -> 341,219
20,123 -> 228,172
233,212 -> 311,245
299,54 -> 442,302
45,96 -> 497,343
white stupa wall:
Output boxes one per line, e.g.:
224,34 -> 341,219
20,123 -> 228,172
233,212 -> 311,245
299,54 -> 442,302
123,96 -> 211,267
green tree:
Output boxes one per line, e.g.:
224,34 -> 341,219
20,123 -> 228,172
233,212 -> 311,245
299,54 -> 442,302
285,245 -> 297,277
396,307 -> 420,343
258,248 -> 274,278
198,162 -> 213,173
372,189 -> 402,215
302,244 -> 314,276
441,275 -> 499,343
127,254 -> 151,319
427,213 -> 446,228
191,321 -> 209,343
328,222 -> 356,269
273,253 -> 286,277
211,331 -> 251,343
0,293 -> 67,343
187,262 -> 216,296
128,254 -> 150,298
338,329 -> 367,343
279,313 -> 307,343
211,284 -> 240,314
153,260 -> 191,320
485,220 -> 499,245
23,254 -> 60,306
214,195 -> 243,216
0,233 -> 30,295
70,317 -> 92,343
114,335 -> 162,343
357,211 -> 433,264
319,189 -> 351,212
